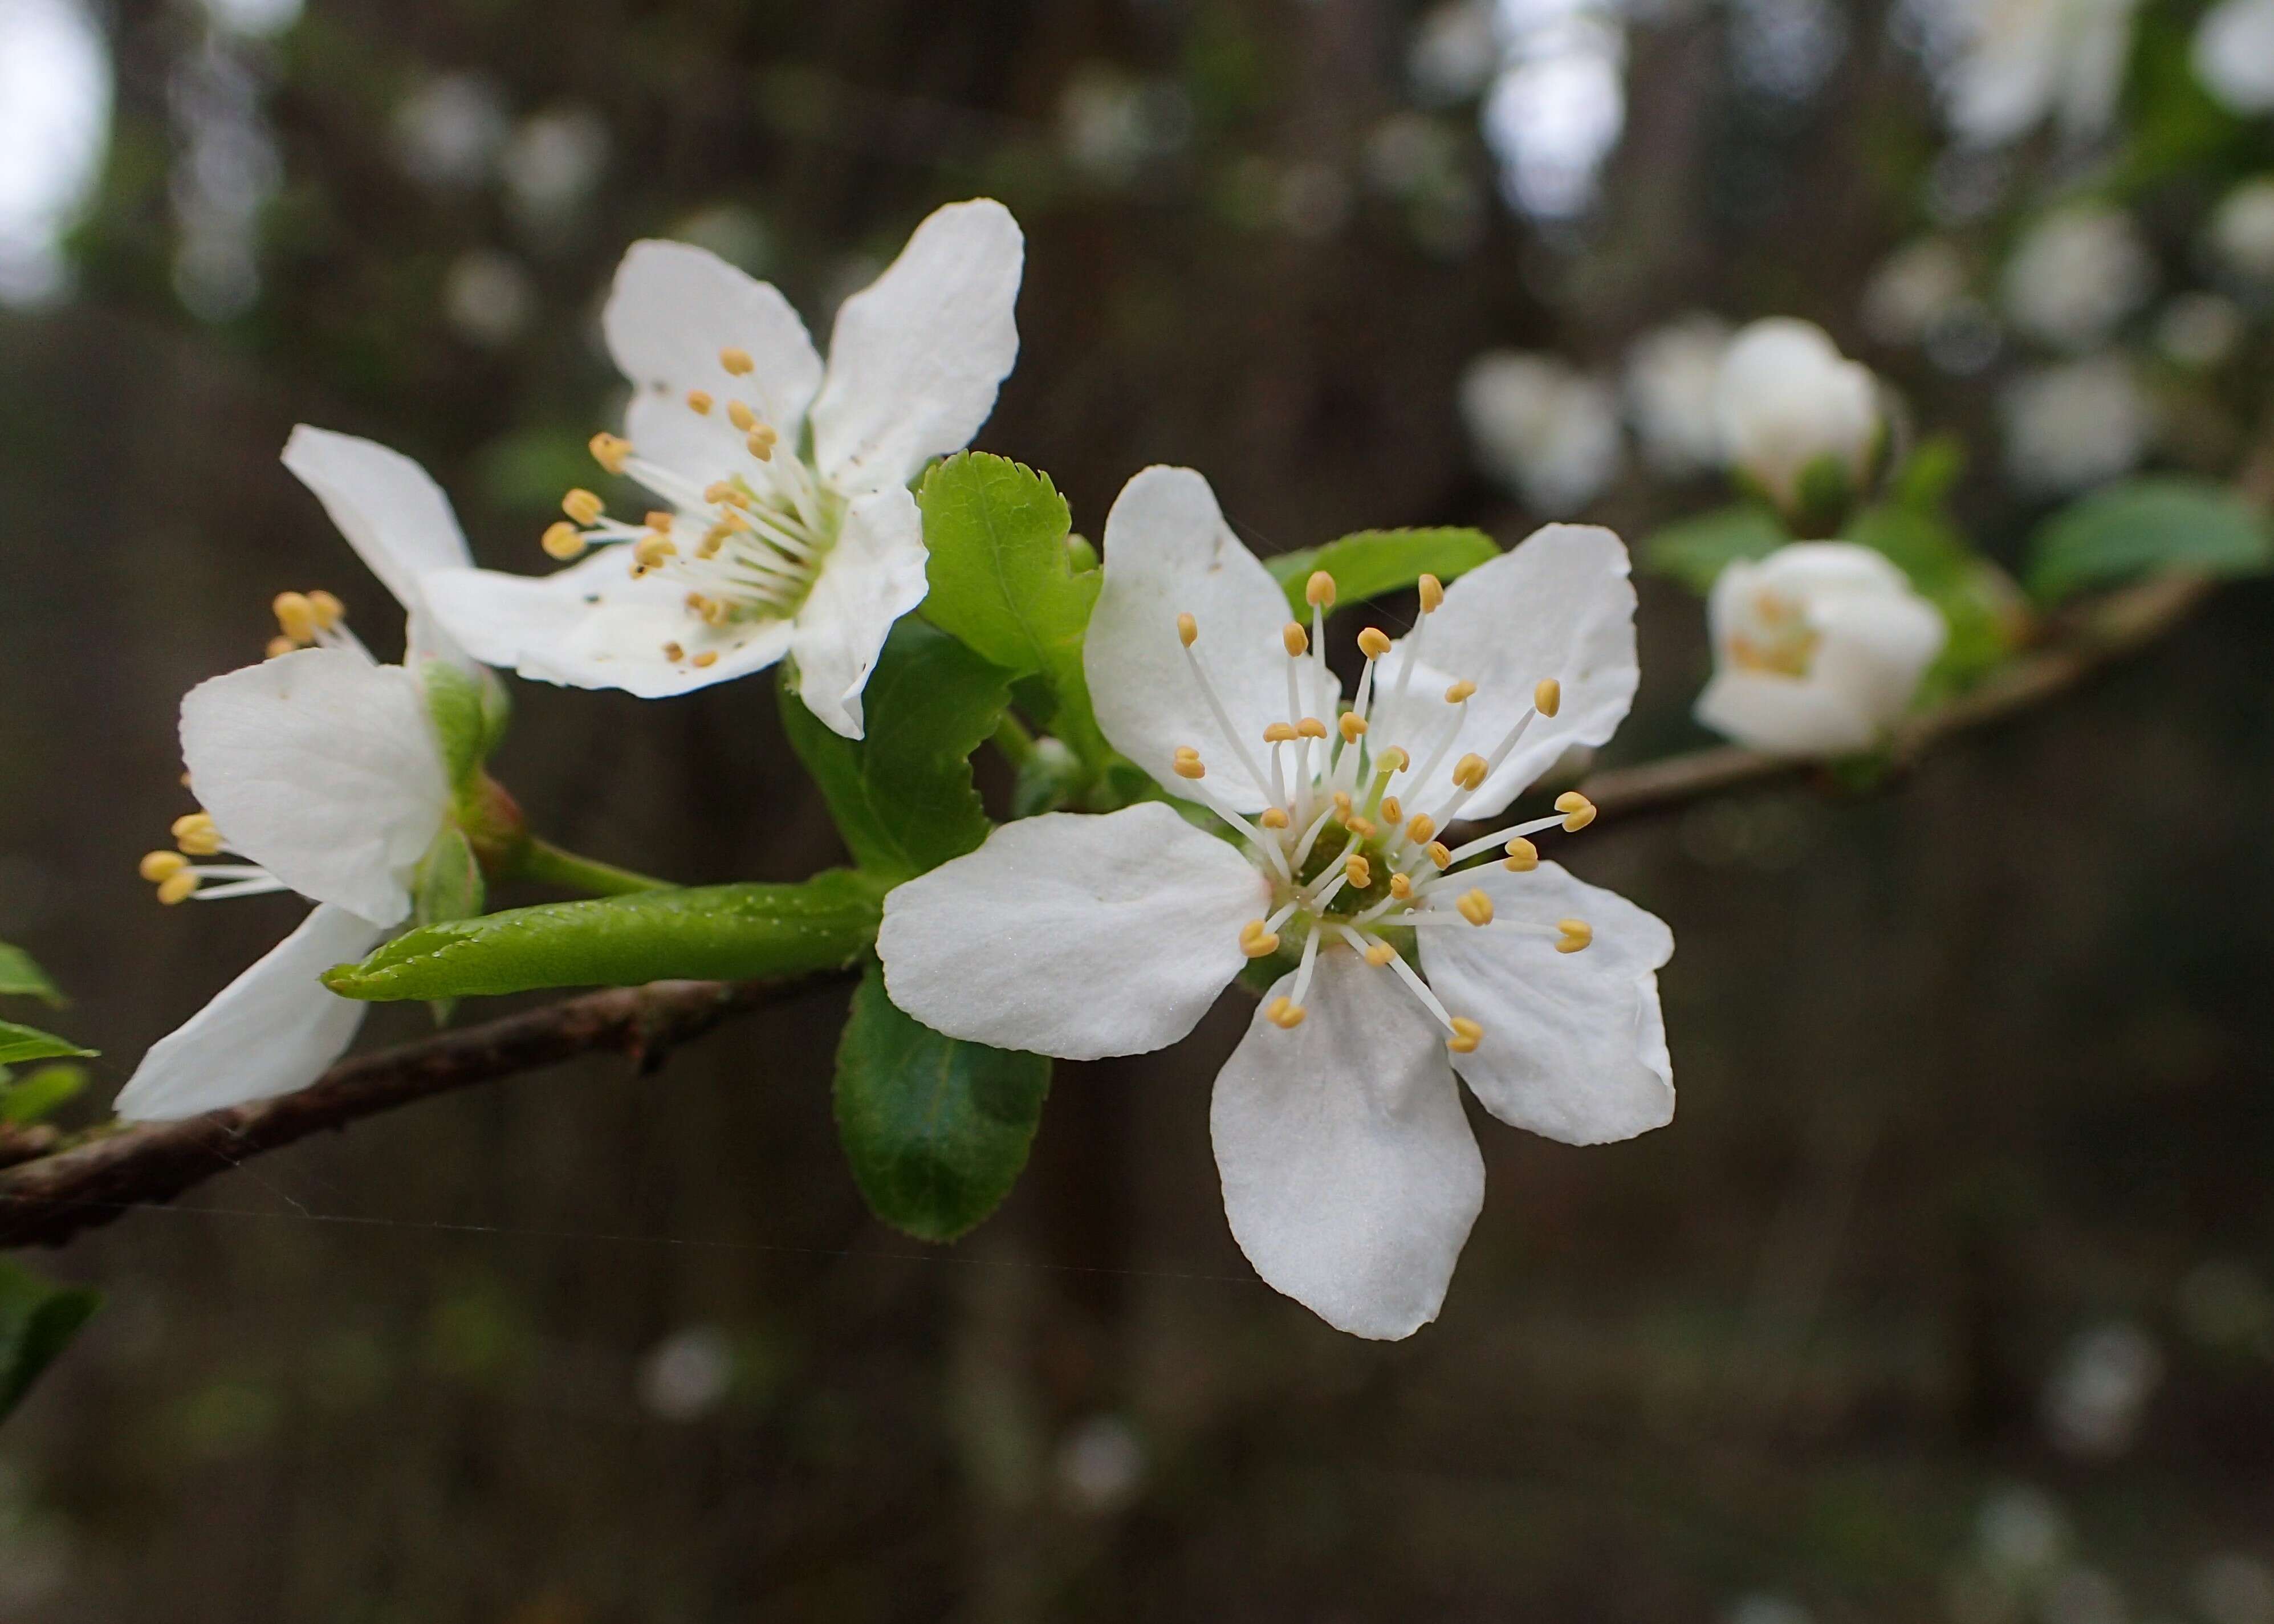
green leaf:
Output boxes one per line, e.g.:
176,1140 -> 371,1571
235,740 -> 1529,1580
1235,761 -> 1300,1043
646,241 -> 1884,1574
0,1064 -> 87,1127
1265,528 -> 1500,613
835,958 -> 1051,1242
0,1023 -> 92,1067
2028,477 -> 2274,603
322,871 -> 887,1002
0,1260 -> 100,1423
1639,504 -> 1790,594
916,452 -> 1109,767
1890,433 -> 1966,512
1844,502 -> 2026,696
782,618 -> 1014,884
0,943 -> 62,1007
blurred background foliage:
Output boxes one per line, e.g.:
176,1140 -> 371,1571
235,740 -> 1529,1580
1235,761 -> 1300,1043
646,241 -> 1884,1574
2,0 -> 2274,1618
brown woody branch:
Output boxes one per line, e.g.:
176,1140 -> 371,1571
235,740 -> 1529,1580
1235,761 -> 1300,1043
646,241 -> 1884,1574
0,563 -> 2234,1253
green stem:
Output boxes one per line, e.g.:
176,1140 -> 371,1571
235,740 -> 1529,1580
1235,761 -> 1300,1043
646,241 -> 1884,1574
991,713 -> 1038,769
514,838 -> 676,897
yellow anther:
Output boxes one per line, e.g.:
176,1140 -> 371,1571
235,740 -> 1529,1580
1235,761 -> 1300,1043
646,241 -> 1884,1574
563,488 -> 604,525
1405,813 -> 1437,844
1418,573 -> 1445,613
265,635 -> 296,660
1297,717 -> 1329,740
1263,722 -> 1297,744
1378,797 -> 1403,825
156,870 -> 200,906
1556,918 -> 1594,954
1177,612 -> 1198,648
1389,872 -> 1414,899
307,590 -> 345,629
1331,791 -> 1353,816
1239,921 -> 1282,959
272,591 -> 317,645
1266,996 -> 1308,1030
139,850 -> 188,883
172,812 -> 221,856
1444,678 -> 1477,705
1455,888 -> 1494,927
662,641 -> 685,663
1172,755 -> 1207,780
726,400 -> 756,431
701,523 -> 734,558
1282,621 -> 1308,658
1339,712 -> 1367,744
1365,941 -> 1398,967
588,432 -> 632,474
686,389 -> 714,415
1503,837 -> 1539,872
692,650 -> 719,669
1555,791 -> 1598,832
1357,626 -> 1392,660
746,429 -> 776,461
1174,745 -> 1202,762
1305,570 -> 1337,608
1344,854 -> 1372,889
1376,746 -> 1410,774
1259,807 -> 1290,829
702,481 -> 737,505
542,522 -> 586,560
1425,841 -> 1452,870
645,510 -> 674,534
1447,1016 -> 1483,1054
719,347 -> 754,375
1451,752 -> 1488,791
633,535 -> 678,569
1534,677 -> 1562,718
1344,817 -> 1376,840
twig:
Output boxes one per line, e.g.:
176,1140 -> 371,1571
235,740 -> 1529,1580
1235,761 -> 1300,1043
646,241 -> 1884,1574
0,978 -> 822,1249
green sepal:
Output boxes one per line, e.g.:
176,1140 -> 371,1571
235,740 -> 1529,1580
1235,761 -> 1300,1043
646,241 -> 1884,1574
1266,528 -> 1500,613
2027,477 -> 2274,604
0,1259 -> 100,1424
834,957 -> 1051,1242
0,1023 -> 93,1067
322,870 -> 888,1002
1638,503 -> 1791,594
1789,451 -> 1860,539
780,618 -> 1015,883
0,1064 -> 87,1127
0,943 -> 63,1007
420,661 -> 489,791
915,452 -> 1110,770
1844,503 -> 2027,698
414,825 -> 486,930
477,667 -> 513,760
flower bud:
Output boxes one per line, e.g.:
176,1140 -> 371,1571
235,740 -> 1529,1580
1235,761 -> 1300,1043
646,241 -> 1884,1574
1712,319 -> 1882,531
1695,542 -> 1946,758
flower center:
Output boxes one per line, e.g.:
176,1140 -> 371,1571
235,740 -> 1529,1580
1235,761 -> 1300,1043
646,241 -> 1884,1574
542,347 -> 844,671
1173,569 -> 1597,1053
1727,587 -> 1821,678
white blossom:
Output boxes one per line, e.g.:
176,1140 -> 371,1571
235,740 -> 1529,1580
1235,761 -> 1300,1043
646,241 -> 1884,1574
877,467 -> 1671,1339
2156,293 -> 2244,369
2000,205 -> 2153,352
2211,178 -> 2274,283
421,200 -> 1025,739
115,430 -> 474,1121
1459,351 -> 1622,515
2192,0 -> 2274,116
1622,314 -> 1730,476
1925,0 -> 2138,148
1695,542 -> 1946,756
2001,353 -> 2147,494
1712,319 -> 1882,514
1862,237 -> 1972,346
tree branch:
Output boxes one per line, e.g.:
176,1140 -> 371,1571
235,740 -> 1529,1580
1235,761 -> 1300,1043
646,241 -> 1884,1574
0,978 -> 827,1250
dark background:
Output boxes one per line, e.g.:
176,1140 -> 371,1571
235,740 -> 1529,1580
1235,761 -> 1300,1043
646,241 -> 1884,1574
3,1 -> 2272,1618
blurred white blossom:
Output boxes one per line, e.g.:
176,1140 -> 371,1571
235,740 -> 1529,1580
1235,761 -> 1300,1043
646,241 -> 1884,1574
2041,1320 -> 2163,1458
390,72 -> 509,190
2192,0 -> 2274,116
1863,237 -> 1972,346
0,0 -> 111,306
1482,0 -> 1628,219
442,249 -> 535,348
1059,64 -> 1192,185
638,1325 -> 735,1422
1055,1415 -> 1146,1513
1697,542 -> 1946,756
2002,355 -> 2146,494
2195,1554 -> 2274,1624
2042,1566 -> 2127,1624
501,107 -> 609,231
1623,314 -> 1730,475
1977,1483 -> 2070,1582
1713,318 -> 1882,514
2155,293 -> 2244,369
1411,0 -> 1503,104
199,0 -> 299,36
2001,205 -> 2152,353
1459,350 -> 1622,514
1920,0 -> 2138,148
2211,179 -> 2274,284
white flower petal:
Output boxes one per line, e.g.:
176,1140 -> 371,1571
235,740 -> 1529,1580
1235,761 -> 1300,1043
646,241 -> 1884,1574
1810,587 -> 1948,725
113,905 -> 384,1122
181,649 -> 449,926
786,485 -> 929,739
604,239 -> 823,486
1695,670 -> 1877,755
420,553 -> 797,699
877,803 -> 1268,1061
1084,466 -> 1295,813
1379,524 -> 1638,821
1418,861 -> 1674,1146
809,198 -> 1024,493
2195,0 -> 2274,114
1210,947 -> 1484,1340
281,426 -> 474,666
